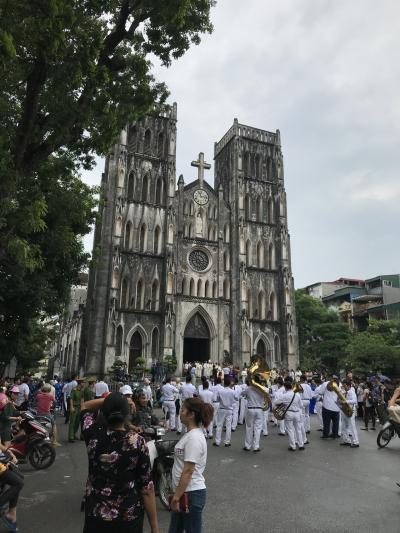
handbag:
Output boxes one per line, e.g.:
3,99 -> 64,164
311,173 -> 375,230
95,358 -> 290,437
169,493 -> 189,513
273,393 -> 295,421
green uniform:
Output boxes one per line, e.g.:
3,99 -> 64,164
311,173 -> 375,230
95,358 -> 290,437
83,385 -> 95,402
68,387 -> 83,441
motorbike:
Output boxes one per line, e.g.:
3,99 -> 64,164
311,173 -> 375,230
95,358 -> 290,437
8,412 -> 56,470
143,426 -> 177,509
377,418 -> 400,448
0,454 -> 23,515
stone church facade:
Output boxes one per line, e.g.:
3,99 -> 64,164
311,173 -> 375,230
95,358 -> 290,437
80,103 -> 298,376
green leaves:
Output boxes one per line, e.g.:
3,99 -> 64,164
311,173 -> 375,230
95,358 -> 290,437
0,0 -> 215,370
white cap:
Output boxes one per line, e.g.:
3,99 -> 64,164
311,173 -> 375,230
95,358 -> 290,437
119,385 -> 133,395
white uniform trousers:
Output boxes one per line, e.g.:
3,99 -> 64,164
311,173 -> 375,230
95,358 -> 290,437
301,400 -> 311,432
341,412 -> 358,444
238,397 -> 247,424
316,401 -> 323,429
285,411 -> 304,450
231,401 -> 239,430
212,402 -> 220,428
203,422 -> 213,438
244,408 -> 263,450
215,408 -> 233,445
299,405 -> 307,443
262,410 -> 269,435
278,419 -> 286,434
163,400 -> 176,430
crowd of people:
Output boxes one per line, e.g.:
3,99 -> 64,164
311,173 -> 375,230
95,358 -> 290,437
0,365 -> 399,532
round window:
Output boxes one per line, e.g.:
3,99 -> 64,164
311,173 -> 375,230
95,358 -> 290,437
189,249 -> 210,272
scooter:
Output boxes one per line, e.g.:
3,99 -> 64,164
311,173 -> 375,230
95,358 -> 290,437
377,418 -> 400,448
144,426 -> 177,509
8,412 -> 56,470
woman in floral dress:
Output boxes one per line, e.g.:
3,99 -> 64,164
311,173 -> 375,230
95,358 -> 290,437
81,393 -> 159,533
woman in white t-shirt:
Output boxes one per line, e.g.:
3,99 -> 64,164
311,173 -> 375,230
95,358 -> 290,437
168,398 -> 213,533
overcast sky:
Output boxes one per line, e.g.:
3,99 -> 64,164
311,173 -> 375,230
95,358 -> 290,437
82,0 -> 400,288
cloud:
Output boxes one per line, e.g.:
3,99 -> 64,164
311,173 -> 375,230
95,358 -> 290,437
81,0 -> 400,287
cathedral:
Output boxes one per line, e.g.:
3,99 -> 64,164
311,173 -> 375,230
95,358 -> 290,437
80,103 -> 299,376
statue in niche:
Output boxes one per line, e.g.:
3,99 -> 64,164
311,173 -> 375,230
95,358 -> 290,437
196,212 -> 203,235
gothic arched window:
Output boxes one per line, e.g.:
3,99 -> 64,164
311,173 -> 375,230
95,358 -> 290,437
139,223 -> 147,252
268,197 -> 274,224
151,328 -> 159,358
155,177 -> 162,205
197,279 -> 203,298
157,132 -> 164,158
190,278 -> 196,296
256,196 -> 263,222
205,280 -> 211,298
128,125 -> 137,149
124,222 -> 132,250
144,129 -> 151,154
270,292 -> 277,320
136,279 -> 144,309
258,291 -> 265,319
257,241 -> 264,268
223,224 -> 229,243
115,325 -> 123,358
223,278 -> 230,299
212,281 -> 217,298
141,175 -> 149,203
127,173 -> 134,202
151,279 -> 159,311
245,194 -> 251,219
246,240 -> 252,267
153,225 -> 161,254
121,278 -> 129,308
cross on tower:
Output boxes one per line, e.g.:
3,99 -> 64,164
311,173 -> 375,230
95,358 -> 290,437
191,152 -> 211,188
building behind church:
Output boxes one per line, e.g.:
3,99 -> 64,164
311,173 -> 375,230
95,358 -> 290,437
79,103 -> 299,376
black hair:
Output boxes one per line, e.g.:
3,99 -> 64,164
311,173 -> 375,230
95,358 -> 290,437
101,393 -> 130,428
216,377 -> 222,384
165,377 -> 171,383
203,381 -> 209,390
223,377 -> 231,387
186,376 -> 192,383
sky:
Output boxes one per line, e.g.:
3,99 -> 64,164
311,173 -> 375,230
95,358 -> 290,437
81,0 -> 400,288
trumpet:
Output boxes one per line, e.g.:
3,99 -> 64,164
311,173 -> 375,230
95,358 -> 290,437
327,381 -> 353,418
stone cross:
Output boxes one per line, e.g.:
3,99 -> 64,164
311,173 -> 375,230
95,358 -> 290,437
191,152 -> 211,187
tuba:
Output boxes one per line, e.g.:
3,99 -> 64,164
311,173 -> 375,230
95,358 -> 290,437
292,382 -> 303,394
273,381 -> 303,420
247,354 -> 271,411
327,381 -> 353,418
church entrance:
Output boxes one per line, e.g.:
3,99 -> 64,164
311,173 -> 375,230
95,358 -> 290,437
129,331 -> 143,373
183,313 -> 210,364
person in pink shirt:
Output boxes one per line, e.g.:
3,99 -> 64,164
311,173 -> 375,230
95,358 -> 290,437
36,384 -> 61,446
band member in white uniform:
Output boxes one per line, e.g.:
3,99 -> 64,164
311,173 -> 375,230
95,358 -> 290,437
299,375 -> 312,434
231,378 -> 241,431
161,377 -> 179,431
275,378 -> 304,451
274,378 -> 286,435
242,376 -> 265,452
238,381 -> 248,425
199,381 -> 214,438
339,380 -> 359,448
214,378 -> 240,447
178,376 -> 197,434
210,377 -> 224,430
312,377 -> 324,431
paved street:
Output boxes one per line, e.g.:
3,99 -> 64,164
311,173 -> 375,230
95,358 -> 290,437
16,414 -> 400,533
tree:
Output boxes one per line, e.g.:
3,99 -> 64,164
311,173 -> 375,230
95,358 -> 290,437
295,290 -> 350,371
0,1 -> 215,364
164,353 -> 177,375
0,161 -> 97,364
345,321 -> 400,375
344,332 -> 399,375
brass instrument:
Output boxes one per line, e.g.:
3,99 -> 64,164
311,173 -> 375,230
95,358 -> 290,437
247,354 -> 271,410
293,382 -> 303,393
327,380 -> 353,418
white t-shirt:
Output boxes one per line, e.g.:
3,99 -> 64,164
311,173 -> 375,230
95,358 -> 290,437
16,383 -> 30,406
180,383 -> 197,400
94,381 -> 109,397
172,428 -> 207,492
199,389 -> 214,405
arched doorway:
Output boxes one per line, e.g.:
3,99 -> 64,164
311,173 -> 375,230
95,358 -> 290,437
256,339 -> 266,360
129,331 -> 143,373
183,313 -> 210,364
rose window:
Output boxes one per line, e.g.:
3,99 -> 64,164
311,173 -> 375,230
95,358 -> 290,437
189,250 -> 209,272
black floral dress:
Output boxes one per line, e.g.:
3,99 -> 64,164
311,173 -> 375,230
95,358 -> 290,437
82,411 -> 153,532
